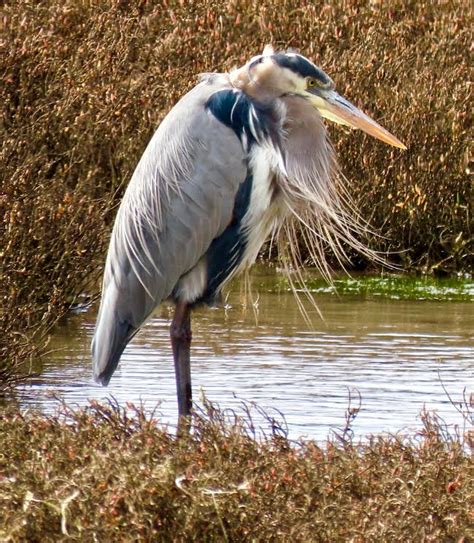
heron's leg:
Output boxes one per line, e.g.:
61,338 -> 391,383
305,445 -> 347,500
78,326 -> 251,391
170,301 -> 192,421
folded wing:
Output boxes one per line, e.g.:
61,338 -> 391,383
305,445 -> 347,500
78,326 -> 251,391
92,78 -> 247,384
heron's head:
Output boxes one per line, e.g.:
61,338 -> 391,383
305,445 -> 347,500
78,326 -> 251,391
230,47 -> 406,149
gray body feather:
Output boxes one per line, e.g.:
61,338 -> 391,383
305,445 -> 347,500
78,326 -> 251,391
92,75 -> 249,384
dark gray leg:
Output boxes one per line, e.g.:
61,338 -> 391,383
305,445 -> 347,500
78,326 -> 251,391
170,301 -> 192,420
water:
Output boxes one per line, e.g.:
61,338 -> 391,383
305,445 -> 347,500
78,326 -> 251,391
21,270 -> 474,441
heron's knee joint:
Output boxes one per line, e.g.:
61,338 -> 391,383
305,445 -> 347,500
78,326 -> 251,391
170,323 -> 192,341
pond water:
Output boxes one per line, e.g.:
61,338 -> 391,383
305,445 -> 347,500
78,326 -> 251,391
21,270 -> 473,441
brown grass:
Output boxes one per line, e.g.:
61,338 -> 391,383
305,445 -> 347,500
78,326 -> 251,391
0,400 -> 472,542
0,0 -> 471,388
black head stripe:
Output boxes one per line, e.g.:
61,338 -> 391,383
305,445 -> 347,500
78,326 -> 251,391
272,53 -> 331,85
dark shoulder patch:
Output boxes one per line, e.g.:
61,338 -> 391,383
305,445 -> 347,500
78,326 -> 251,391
206,89 -> 253,139
206,90 -> 282,150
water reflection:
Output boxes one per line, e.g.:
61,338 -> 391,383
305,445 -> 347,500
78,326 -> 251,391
22,271 -> 474,441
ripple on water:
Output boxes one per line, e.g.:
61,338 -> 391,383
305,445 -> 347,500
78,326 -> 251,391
20,272 -> 474,441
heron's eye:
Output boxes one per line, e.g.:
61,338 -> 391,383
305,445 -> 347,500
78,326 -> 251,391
307,78 -> 318,88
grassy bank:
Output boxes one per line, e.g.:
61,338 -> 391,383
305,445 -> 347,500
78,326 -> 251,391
1,1 -> 471,387
0,401 -> 472,541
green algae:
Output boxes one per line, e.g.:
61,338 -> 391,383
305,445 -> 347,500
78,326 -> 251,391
304,274 -> 474,302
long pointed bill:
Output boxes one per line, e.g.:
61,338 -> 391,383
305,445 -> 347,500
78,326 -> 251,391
311,90 -> 407,149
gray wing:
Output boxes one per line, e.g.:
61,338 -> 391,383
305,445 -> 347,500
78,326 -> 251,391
92,77 -> 247,384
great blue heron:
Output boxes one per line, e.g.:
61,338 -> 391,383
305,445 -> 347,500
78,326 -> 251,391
92,47 -> 405,419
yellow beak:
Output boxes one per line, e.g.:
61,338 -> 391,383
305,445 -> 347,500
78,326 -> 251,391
310,90 -> 407,150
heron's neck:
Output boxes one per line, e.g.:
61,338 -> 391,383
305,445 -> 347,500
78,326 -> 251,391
229,62 -> 283,103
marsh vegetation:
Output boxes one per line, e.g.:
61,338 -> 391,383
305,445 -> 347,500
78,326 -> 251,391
0,400 -> 472,542
0,3 -> 472,538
